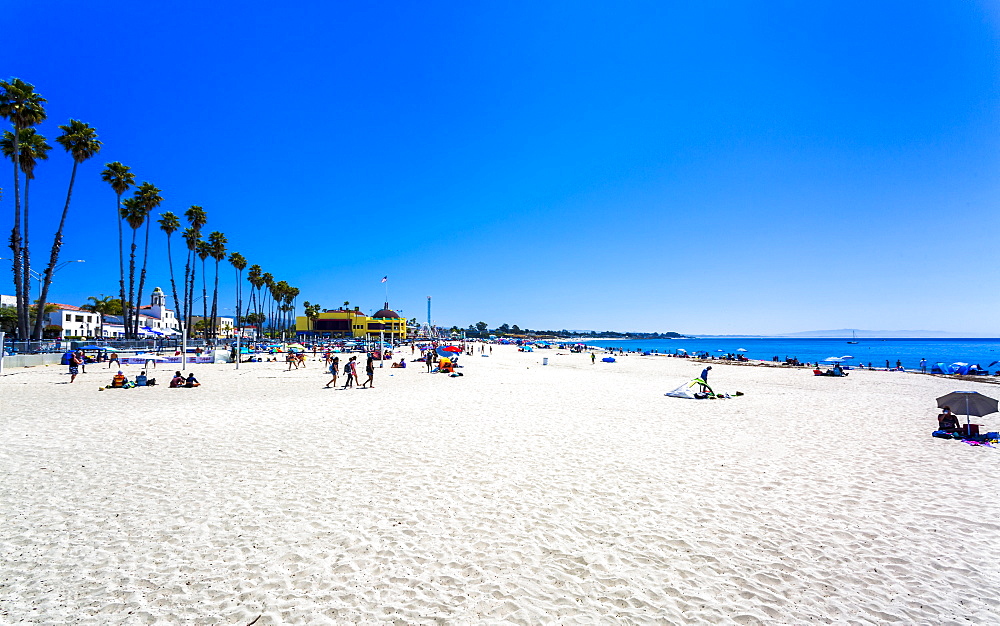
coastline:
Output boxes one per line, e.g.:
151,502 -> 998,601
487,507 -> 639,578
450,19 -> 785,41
2,345 -> 998,622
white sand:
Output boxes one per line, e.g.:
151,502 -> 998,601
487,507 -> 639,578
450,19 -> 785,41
1,346 -> 999,623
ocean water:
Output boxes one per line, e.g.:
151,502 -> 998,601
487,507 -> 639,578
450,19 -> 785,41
583,337 -> 1000,371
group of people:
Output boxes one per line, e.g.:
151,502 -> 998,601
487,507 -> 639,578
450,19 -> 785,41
286,351 -> 307,370
325,356 -> 376,389
169,371 -> 200,388
106,370 -> 156,388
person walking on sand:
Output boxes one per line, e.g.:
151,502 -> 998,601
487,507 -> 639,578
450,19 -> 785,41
591,352 -> 596,364
360,356 -> 375,388
68,351 -> 83,383
920,358 -> 927,373
342,357 -> 356,388
326,356 -> 340,388
426,352 -> 434,373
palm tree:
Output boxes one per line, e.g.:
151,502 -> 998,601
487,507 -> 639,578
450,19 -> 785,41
181,227 -> 200,338
196,240 -> 210,339
0,78 -> 47,339
2,128 -> 51,328
32,119 -> 101,339
158,211 -> 182,333
262,272 -> 274,337
120,195 -> 146,337
81,294 -> 119,339
132,182 -> 162,337
206,231 -> 227,338
285,286 -> 299,339
246,264 -> 264,339
100,162 -> 135,336
183,206 -> 206,338
229,252 -> 247,338
303,301 -> 322,333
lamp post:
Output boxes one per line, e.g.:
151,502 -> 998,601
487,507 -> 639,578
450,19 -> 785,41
28,259 -> 85,302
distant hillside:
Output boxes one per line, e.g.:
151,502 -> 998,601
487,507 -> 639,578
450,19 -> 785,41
775,329 -> 990,339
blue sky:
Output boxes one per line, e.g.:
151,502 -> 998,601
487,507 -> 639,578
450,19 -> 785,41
6,1 -> 1000,334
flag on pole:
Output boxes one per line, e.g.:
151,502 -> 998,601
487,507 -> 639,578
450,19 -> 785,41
381,276 -> 388,283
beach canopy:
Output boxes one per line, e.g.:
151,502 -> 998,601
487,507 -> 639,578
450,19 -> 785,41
665,378 -> 714,399
80,345 -> 108,350
441,346 -> 462,353
936,391 -> 998,428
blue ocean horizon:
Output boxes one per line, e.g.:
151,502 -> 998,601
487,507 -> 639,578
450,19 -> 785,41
583,337 -> 1000,371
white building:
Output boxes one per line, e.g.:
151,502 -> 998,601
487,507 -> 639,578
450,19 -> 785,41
47,303 -> 103,339
0,294 -> 15,308
136,287 -> 181,333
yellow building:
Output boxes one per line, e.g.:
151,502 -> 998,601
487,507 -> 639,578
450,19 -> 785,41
296,303 -> 407,340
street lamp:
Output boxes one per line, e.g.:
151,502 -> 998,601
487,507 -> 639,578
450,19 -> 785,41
28,260 -> 85,301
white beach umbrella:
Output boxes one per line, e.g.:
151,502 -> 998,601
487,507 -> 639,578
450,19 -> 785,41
841,355 -> 854,360
736,348 -> 747,352
824,357 -> 844,362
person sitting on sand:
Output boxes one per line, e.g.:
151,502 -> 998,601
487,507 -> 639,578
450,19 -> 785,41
391,358 -> 406,368
136,371 -> 148,386
111,371 -> 127,388
938,406 -> 962,433
169,371 -> 185,388
185,373 -> 200,388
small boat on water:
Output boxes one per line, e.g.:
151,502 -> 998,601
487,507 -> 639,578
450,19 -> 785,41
847,330 -> 858,344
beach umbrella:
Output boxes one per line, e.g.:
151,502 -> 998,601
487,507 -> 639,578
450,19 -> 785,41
441,346 -> 462,353
841,355 -> 854,360
736,348 -> 747,352
936,391 -> 998,430
824,357 -> 844,362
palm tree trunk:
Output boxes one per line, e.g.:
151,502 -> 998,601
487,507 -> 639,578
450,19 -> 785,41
127,228 -> 138,340
187,253 -> 197,340
31,161 -> 78,340
201,259 -> 208,340
8,127 -> 26,339
166,235 -> 181,338
134,220 -> 151,338
236,270 -> 242,341
210,259 -> 219,338
116,193 -> 128,339
22,176 -> 32,324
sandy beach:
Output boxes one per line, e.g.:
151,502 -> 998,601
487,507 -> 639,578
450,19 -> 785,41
1,346 -> 999,623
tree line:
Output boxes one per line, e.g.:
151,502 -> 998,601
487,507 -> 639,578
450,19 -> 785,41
1,78 -> 299,341
452,321 -> 685,339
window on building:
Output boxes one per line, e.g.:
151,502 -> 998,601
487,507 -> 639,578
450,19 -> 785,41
75,315 -> 84,322
65,313 -> 71,321
87,315 -> 92,322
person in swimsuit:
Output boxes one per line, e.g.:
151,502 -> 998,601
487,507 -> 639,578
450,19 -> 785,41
938,407 -> 962,433
326,356 -> 340,388
68,352 -> 83,383
360,356 -> 375,388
